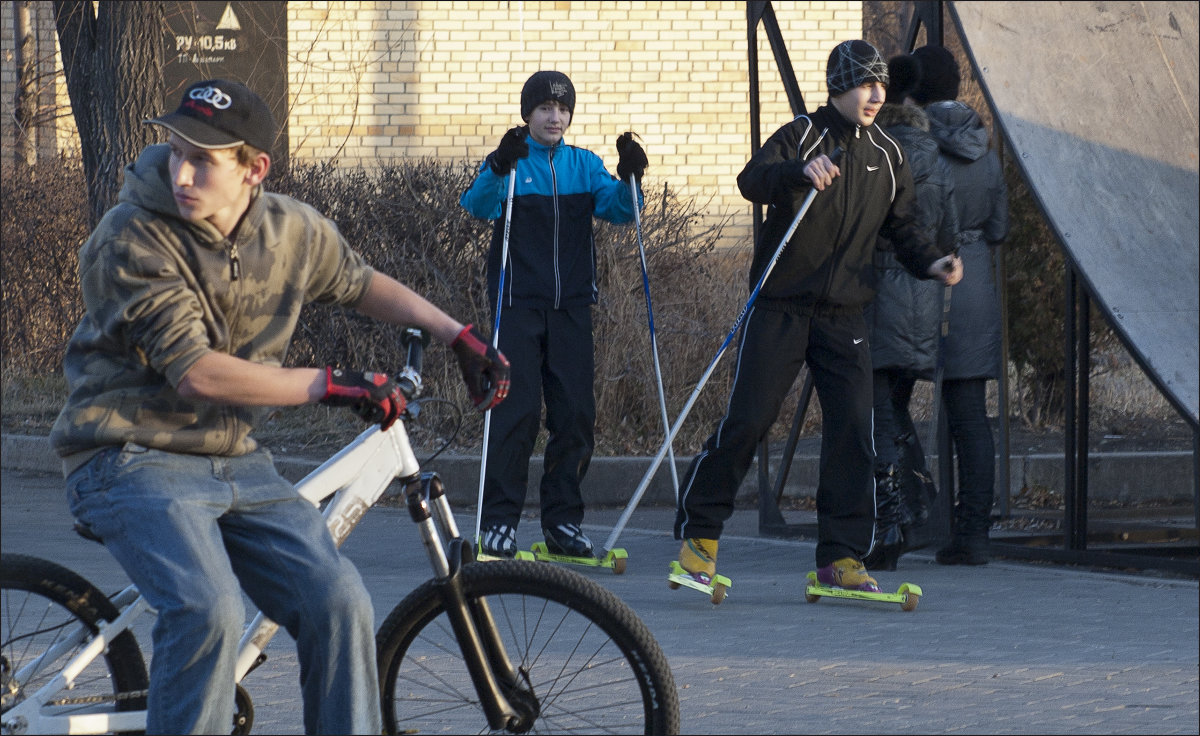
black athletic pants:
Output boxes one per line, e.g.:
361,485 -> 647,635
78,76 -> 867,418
481,305 -> 595,531
674,305 -> 877,567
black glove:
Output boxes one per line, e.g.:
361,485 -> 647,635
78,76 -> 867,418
615,132 -> 647,181
487,126 -> 529,177
451,324 -> 511,411
320,367 -> 405,430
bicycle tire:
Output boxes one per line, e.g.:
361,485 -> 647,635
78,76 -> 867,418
377,559 -> 679,735
1,553 -> 148,734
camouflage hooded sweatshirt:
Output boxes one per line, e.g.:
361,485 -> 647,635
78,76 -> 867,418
50,144 -> 375,475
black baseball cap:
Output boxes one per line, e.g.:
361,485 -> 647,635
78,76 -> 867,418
146,79 -> 277,154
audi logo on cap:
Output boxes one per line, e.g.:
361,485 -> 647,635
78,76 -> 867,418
189,86 -> 233,110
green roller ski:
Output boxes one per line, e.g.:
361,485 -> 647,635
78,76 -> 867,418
667,560 -> 732,604
529,542 -> 628,574
803,571 -> 922,611
474,544 -> 535,563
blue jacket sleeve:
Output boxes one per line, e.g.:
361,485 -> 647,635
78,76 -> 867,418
459,161 -> 509,220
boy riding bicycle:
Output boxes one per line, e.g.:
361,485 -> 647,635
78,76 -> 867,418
49,79 -> 510,734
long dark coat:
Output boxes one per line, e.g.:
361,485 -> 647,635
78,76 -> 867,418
866,102 -> 958,379
925,100 -> 1010,380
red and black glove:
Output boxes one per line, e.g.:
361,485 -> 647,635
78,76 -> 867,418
320,367 -> 405,430
451,324 -> 511,411
615,131 -> 648,181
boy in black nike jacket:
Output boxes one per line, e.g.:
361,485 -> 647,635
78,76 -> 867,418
673,40 -> 962,592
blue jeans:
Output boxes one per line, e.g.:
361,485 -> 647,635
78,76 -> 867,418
66,444 -> 381,735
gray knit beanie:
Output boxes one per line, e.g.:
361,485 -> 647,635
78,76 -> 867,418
826,40 -> 889,97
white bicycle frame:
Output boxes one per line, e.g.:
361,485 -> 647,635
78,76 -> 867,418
5,420 -> 424,735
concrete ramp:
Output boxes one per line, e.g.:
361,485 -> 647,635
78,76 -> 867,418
950,1 -> 1199,425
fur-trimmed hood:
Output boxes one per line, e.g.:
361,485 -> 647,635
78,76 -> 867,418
875,101 -> 929,132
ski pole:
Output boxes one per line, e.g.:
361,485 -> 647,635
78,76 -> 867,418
602,149 -> 840,554
475,168 -> 517,545
629,173 -> 679,499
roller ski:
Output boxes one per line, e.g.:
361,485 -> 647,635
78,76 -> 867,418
529,523 -> 628,574
475,523 -> 534,562
803,557 -> 922,612
667,538 -> 731,604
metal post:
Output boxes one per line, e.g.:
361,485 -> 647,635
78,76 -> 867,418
1072,286 -> 1091,549
1064,266 -> 1079,550
747,2 -> 763,247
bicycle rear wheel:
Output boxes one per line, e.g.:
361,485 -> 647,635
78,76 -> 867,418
1,553 -> 148,734
377,559 -> 679,734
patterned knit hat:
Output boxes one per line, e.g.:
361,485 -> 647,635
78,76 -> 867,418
826,40 -> 889,97
520,71 -> 576,121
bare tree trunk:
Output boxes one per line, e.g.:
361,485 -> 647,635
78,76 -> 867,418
53,0 -> 165,229
12,0 -> 37,168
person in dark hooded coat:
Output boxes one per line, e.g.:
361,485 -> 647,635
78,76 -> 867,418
862,53 -> 959,571
910,44 -> 1010,565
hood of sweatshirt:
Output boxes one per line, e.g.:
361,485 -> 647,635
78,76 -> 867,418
119,143 -> 259,247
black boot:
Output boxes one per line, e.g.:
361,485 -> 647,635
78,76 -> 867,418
936,500 -> 990,565
896,431 -> 935,527
864,465 -> 904,571
935,536 -> 989,565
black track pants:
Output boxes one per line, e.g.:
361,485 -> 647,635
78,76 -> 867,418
674,306 -> 877,566
481,306 -> 595,530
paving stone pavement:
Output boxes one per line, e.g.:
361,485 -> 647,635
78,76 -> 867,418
2,467 -> 1196,734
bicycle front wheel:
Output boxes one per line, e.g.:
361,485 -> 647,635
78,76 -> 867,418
1,553 -> 148,734
377,559 -> 679,734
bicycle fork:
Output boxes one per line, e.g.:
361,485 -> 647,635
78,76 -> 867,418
404,472 -> 535,732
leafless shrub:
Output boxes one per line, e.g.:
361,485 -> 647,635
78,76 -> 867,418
0,158 -> 88,374
3,152 -> 1175,455
269,160 -> 760,455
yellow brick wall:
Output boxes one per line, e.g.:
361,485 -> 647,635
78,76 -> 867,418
2,1 -> 863,248
286,1 -> 863,248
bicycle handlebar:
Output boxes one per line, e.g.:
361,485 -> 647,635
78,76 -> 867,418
395,327 -> 430,400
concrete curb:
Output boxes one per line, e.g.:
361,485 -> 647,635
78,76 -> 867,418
4,433 -> 1192,508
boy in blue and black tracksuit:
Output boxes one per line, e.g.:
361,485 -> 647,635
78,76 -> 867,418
460,70 -> 648,558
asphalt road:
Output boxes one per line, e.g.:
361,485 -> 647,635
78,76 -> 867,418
2,467 -> 1197,734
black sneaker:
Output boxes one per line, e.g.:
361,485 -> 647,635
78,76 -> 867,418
543,523 -> 594,557
479,524 -> 519,559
